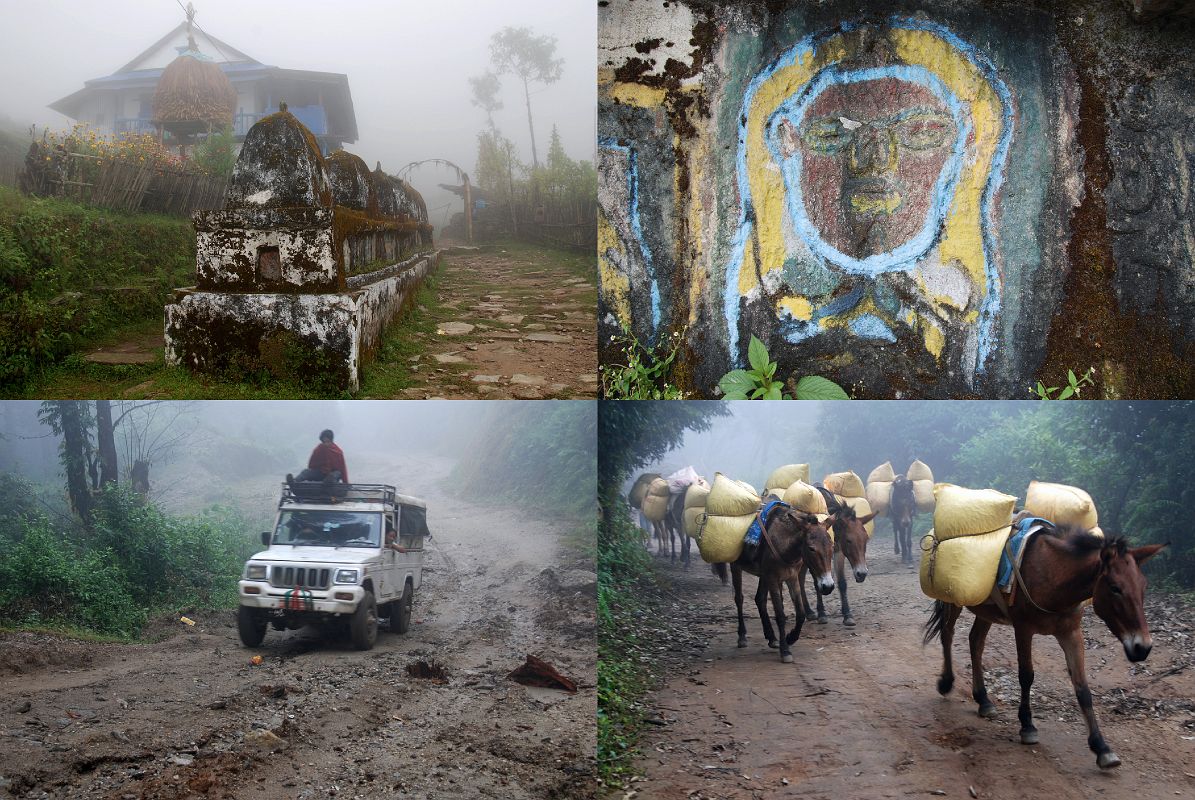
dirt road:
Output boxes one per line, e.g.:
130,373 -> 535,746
627,531 -> 1195,800
0,453 -> 596,799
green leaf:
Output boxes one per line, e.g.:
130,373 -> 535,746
747,335 -> 770,374
1067,369 -> 1077,386
1058,386 -> 1075,400
794,375 -> 850,400
765,361 -> 777,379
719,369 -> 757,398
763,384 -> 783,400
750,386 -> 766,399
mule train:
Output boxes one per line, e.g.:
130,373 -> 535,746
626,464 -> 1167,770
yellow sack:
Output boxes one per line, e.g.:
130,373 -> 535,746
641,477 -> 671,522
1025,481 -> 1099,532
933,484 -> 1016,540
707,473 -> 761,517
766,464 -> 809,494
764,488 -> 785,501
697,513 -> 754,563
783,480 -> 828,515
919,526 -> 1011,606
837,495 -> 875,536
867,462 -> 896,484
683,507 -> 705,538
684,482 -> 710,510
908,459 -> 934,483
629,473 -> 659,508
823,470 -> 865,498
866,481 -> 892,516
913,479 -> 935,513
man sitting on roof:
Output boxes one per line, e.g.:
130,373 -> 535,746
287,429 -> 349,485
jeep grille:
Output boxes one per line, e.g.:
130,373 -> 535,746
269,566 -> 331,590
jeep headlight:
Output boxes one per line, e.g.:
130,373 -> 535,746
334,569 -> 359,585
244,564 -> 267,581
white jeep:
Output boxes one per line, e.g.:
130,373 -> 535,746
237,483 -> 428,650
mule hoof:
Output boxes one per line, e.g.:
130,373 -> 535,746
737,639 -> 748,648
768,640 -> 779,649
817,615 -> 829,625
781,653 -> 794,664
978,703 -> 997,718
805,611 -> 818,622
1020,728 -> 1039,745
1097,752 -> 1122,770
842,616 -> 856,627
937,676 -> 954,695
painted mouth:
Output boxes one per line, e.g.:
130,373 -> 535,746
845,179 -> 903,215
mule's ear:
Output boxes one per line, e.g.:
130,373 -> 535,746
1131,543 -> 1168,565
860,511 -> 879,526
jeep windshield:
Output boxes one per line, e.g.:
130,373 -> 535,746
273,510 -> 382,548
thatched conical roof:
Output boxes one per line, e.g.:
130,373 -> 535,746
152,38 -> 236,130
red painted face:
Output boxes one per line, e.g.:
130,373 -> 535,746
781,77 -> 957,259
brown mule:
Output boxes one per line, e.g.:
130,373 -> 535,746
796,494 -> 876,627
924,524 -> 1166,770
714,510 -> 837,663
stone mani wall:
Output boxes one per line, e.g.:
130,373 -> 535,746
598,0 -> 1195,398
164,109 -> 437,391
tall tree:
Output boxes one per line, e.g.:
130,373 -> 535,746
95,400 -> 118,487
489,26 -> 564,169
38,401 -> 94,522
468,71 -> 504,132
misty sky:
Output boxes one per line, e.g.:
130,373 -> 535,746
0,0 -> 596,225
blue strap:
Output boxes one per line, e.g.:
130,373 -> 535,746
997,516 -> 1052,592
744,499 -> 789,545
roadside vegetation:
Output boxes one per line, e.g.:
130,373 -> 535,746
0,186 -> 193,390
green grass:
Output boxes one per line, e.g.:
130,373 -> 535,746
0,623 -> 133,644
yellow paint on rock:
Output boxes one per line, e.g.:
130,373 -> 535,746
609,82 -> 668,109
921,318 -> 946,359
778,296 -> 814,321
597,209 -> 632,326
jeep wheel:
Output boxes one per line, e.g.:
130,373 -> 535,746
350,591 -> 378,650
237,606 -> 267,647
393,583 -> 414,634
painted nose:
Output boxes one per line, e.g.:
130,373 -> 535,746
849,126 -> 896,175
818,574 -> 835,595
854,566 -> 868,583
1122,634 -> 1152,662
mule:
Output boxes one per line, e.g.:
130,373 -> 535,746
924,522 -> 1166,770
796,490 -> 876,627
661,491 -> 692,568
890,475 -> 916,565
714,510 -> 837,663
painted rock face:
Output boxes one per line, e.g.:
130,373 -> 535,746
780,77 -> 957,260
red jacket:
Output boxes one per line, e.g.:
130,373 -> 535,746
308,441 -> 348,483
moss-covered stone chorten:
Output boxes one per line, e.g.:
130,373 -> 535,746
164,106 -> 436,390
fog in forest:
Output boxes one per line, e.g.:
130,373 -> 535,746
0,0 -> 596,225
0,400 -> 596,529
627,400 -> 1194,587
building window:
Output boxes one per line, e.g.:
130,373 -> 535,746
257,245 -> 282,282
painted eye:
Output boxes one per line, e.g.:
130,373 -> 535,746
801,118 -> 849,154
895,112 -> 954,150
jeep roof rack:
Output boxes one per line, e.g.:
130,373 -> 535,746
279,482 -> 397,507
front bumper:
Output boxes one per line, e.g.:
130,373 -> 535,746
238,581 -> 363,614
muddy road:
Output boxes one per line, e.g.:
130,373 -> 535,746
0,453 -> 596,799
628,531 -> 1195,800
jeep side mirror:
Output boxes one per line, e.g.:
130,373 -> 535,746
261,531 -> 271,546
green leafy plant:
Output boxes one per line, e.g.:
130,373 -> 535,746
1033,366 -> 1095,400
718,335 -> 849,399
600,323 -> 686,399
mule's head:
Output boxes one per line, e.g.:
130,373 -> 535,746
1091,537 -> 1167,663
831,503 -> 876,583
801,512 -> 837,595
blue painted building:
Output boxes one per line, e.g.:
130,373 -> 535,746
49,21 -> 357,154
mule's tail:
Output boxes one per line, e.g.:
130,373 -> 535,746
923,600 -> 948,645
712,562 -> 729,585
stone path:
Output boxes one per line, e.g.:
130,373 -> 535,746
394,245 -> 597,399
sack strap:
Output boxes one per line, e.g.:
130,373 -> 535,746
756,508 -> 784,563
